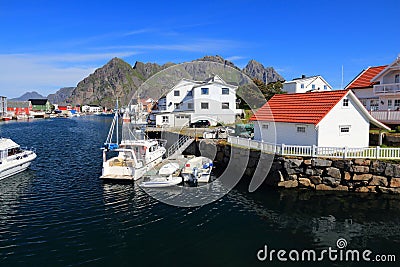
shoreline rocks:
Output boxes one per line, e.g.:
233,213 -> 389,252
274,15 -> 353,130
214,142 -> 400,195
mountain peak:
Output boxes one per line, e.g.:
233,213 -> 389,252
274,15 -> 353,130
195,55 -> 240,70
11,91 -> 46,101
243,59 -> 284,84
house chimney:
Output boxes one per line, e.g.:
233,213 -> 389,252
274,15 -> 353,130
301,74 -> 306,79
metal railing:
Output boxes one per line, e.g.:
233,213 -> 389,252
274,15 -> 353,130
373,83 -> 400,95
166,135 -> 194,158
228,136 -> 400,159
370,110 -> 400,123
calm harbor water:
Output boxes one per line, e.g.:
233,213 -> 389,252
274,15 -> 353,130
0,117 -> 400,267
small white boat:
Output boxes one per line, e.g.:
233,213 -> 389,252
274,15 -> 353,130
0,138 -> 37,180
181,156 -> 213,183
140,176 -> 182,188
158,163 -> 180,176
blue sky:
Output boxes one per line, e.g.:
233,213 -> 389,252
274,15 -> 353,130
0,0 -> 399,98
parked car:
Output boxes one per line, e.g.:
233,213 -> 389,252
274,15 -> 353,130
190,120 -> 210,128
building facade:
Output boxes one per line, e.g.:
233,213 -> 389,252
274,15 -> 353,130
153,75 -> 240,127
251,90 -> 389,148
346,56 -> 400,124
283,75 -> 332,94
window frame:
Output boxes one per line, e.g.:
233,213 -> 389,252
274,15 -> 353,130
339,125 -> 351,135
201,88 -> 209,95
221,88 -> 229,95
342,98 -> 349,107
296,126 -> 306,133
201,102 -> 209,109
174,90 -> 180,96
221,102 -> 229,109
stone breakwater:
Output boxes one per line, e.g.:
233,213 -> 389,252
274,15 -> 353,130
213,142 -> 400,194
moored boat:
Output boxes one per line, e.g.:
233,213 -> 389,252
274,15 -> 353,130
0,138 -> 37,180
100,100 -> 166,181
181,156 -> 213,183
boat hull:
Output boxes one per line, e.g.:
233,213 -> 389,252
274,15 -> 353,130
140,176 -> 183,188
101,155 -> 164,181
0,153 -> 37,180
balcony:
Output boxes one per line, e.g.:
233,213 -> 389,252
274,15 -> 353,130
371,110 -> 400,124
374,83 -> 400,95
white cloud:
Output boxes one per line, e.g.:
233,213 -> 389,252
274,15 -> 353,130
0,52 -> 136,98
225,56 -> 246,62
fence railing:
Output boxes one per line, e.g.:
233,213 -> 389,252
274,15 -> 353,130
227,136 -> 400,159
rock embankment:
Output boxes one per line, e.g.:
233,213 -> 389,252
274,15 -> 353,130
213,142 -> 400,194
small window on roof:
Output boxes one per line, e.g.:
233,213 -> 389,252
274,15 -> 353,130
343,99 -> 349,107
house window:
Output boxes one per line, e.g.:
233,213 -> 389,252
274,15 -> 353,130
297,126 -> 306,133
262,124 -> 269,129
340,125 -> 350,135
395,74 -> 399,83
388,99 -> 393,109
395,99 -> 400,110
201,102 -> 209,109
370,99 -> 379,111
162,116 -> 169,123
360,99 -> 367,107
187,90 -> 193,96
343,99 -> 349,107
324,85 -> 327,90
222,88 -> 229,95
221,102 -> 229,109
312,84 -> 316,90
301,84 -> 304,89
201,88 -> 209,95
174,90 -> 180,96
187,103 -> 193,109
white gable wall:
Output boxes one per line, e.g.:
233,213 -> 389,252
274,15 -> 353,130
192,83 -> 237,125
254,121 -> 317,146
317,94 -> 370,148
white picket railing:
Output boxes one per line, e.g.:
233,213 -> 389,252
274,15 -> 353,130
227,136 -> 400,159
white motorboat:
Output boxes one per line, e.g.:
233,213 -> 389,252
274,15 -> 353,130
140,175 -> 182,188
181,156 -> 213,183
0,138 -> 37,180
100,100 -> 166,181
158,162 -> 180,176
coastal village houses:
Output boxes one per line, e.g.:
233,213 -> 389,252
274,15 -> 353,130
152,75 -> 240,127
346,55 -> 400,125
283,75 -> 332,94
251,90 -> 389,148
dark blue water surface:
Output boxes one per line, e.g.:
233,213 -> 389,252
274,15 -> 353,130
0,117 -> 400,267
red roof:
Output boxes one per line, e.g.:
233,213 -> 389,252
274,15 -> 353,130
250,90 -> 349,125
346,65 -> 387,89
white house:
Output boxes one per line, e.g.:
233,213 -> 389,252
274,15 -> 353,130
81,105 -> 102,113
251,90 -> 389,148
347,56 -> 400,124
283,75 -> 332,94
153,75 -> 240,127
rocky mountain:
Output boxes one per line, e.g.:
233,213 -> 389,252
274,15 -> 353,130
11,91 -> 46,101
66,55 -> 284,108
47,87 -> 75,104
196,55 -> 240,71
243,59 -> 284,84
